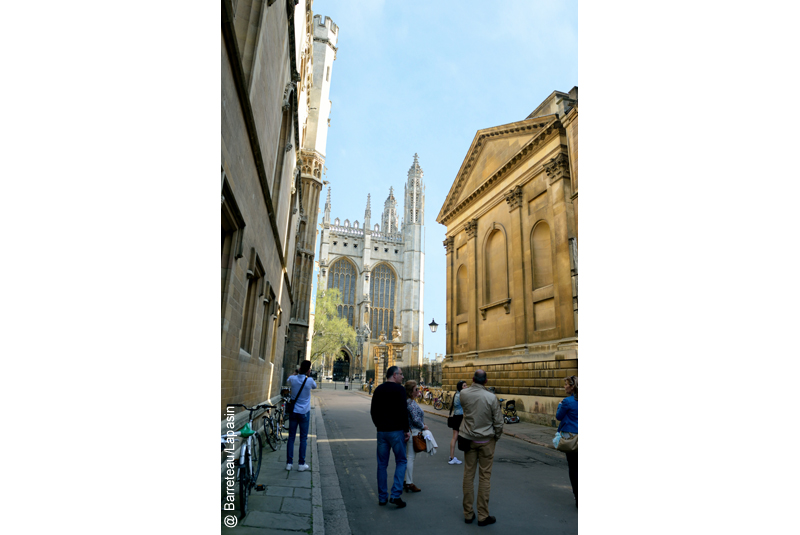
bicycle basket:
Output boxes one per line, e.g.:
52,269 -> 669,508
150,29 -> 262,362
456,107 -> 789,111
505,400 -> 516,411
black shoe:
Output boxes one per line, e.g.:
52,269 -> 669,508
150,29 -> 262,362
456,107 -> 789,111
388,497 -> 406,508
378,500 -> 387,506
478,516 -> 496,527
465,515 -> 475,524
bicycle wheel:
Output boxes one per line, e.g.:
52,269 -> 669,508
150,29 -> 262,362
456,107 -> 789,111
434,398 -> 443,410
238,455 -> 250,519
251,434 -> 262,483
263,417 -> 277,451
276,416 -> 284,447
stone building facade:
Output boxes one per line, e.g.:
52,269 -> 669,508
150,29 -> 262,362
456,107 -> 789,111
283,14 -> 339,382
317,155 -> 426,379
437,88 -> 578,425
221,0 -> 337,422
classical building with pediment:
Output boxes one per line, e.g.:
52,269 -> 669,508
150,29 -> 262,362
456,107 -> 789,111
317,155 -> 426,380
437,88 -> 578,425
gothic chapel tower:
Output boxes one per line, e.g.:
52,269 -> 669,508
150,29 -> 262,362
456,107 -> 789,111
285,15 -> 339,379
401,154 -> 425,366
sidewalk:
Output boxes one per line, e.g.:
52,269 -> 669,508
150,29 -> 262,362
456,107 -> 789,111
351,387 -> 558,450
222,398 -> 325,535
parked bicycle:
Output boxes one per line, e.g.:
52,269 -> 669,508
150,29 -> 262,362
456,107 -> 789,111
260,403 -> 283,451
223,403 -> 267,519
433,390 -> 451,411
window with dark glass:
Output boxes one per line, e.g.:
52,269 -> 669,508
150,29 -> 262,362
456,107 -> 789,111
326,258 -> 357,327
370,264 -> 396,340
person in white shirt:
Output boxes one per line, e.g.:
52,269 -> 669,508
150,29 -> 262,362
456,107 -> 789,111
285,360 -> 317,471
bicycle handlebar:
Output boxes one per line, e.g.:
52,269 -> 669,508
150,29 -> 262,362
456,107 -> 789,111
227,403 -> 273,412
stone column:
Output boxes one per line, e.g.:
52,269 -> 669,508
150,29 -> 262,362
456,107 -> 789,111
504,185 -> 527,345
465,219 -> 479,353
443,236 -> 454,356
543,152 -> 577,338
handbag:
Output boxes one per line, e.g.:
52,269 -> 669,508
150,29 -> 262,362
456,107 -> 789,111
286,376 -> 309,416
457,435 -> 472,452
446,393 -> 458,428
412,432 -> 426,453
557,431 -> 577,452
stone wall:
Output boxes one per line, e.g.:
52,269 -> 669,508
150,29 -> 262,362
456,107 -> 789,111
442,355 -> 577,426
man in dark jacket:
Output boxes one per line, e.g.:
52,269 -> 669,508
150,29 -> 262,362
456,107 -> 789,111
370,365 -> 410,508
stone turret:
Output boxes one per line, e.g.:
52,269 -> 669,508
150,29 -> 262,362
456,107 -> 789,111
381,187 -> 399,234
323,187 -> 331,225
404,153 -> 424,225
364,194 -> 371,231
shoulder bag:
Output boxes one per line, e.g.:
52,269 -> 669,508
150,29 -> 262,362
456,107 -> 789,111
286,376 -> 309,416
555,411 -> 578,452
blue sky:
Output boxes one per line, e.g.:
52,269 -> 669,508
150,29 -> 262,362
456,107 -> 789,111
311,0 -> 577,360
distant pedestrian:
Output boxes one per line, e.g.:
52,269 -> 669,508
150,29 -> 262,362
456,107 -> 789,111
368,378 -> 374,395
447,380 -> 467,465
403,380 -> 428,493
345,376 -> 349,390
459,369 -> 503,526
370,366 -> 410,508
286,360 -> 317,472
556,375 -> 578,507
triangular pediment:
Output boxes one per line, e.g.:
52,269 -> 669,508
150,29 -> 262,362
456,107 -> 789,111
455,134 -> 532,205
437,116 -> 558,224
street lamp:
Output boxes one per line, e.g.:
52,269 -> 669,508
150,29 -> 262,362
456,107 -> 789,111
428,318 -> 438,333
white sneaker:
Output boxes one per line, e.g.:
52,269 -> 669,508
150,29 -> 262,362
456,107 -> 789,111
448,457 -> 462,465
286,463 -> 293,471
298,464 -> 310,472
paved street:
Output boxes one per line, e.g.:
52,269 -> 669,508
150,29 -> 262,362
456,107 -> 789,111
315,388 -> 578,534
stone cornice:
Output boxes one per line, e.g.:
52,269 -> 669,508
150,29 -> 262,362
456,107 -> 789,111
438,117 -> 563,226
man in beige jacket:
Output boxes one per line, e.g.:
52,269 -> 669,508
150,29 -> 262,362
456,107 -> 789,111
458,369 -> 503,526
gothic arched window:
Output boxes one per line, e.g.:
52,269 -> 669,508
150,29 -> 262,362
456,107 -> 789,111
370,264 -> 396,340
327,258 -> 357,326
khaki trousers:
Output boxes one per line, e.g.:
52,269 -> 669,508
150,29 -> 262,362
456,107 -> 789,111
462,438 -> 496,521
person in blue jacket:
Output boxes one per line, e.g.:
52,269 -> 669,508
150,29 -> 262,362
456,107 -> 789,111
556,375 -> 578,507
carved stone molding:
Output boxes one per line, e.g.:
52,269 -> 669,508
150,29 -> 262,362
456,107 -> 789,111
443,236 -> 455,254
479,298 -> 511,319
465,219 -> 478,239
299,149 -> 325,180
544,153 -> 570,184
504,185 -> 523,211
282,82 -> 295,112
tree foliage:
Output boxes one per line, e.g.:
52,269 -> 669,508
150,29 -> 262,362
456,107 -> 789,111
310,287 -> 356,366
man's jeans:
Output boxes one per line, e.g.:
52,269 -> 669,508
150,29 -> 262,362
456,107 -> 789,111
287,411 -> 310,465
376,430 -> 407,501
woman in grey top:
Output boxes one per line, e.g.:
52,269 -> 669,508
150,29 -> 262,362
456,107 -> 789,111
403,380 -> 427,493
448,380 -> 467,464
